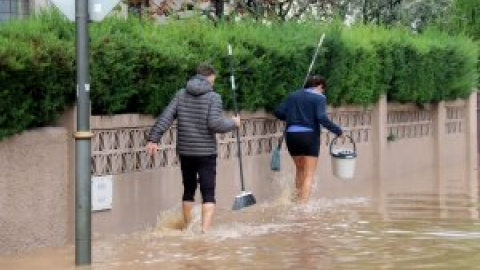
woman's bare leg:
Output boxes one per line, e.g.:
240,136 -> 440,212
297,156 -> 318,204
292,156 -> 305,203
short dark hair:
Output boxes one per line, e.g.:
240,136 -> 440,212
196,63 -> 217,76
304,75 -> 327,89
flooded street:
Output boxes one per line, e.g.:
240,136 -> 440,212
1,194 -> 479,270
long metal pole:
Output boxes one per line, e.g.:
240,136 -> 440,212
75,0 -> 92,265
302,33 -> 325,88
228,44 -> 246,191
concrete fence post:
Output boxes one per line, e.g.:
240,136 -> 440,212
372,95 -> 387,215
433,100 -> 447,218
466,92 -> 478,219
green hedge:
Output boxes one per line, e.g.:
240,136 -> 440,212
0,12 -> 478,140
0,13 -> 75,140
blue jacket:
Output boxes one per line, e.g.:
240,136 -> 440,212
274,89 -> 343,136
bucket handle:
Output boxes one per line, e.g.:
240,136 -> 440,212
329,134 -> 356,155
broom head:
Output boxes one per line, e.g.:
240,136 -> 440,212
232,191 -> 256,210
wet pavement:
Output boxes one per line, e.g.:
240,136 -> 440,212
1,193 -> 479,270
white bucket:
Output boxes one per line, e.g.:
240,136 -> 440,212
329,136 -> 357,180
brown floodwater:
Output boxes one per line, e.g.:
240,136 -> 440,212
1,191 -> 479,270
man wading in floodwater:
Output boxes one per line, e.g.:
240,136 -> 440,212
146,63 -> 241,233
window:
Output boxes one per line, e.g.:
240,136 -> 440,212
0,0 -> 29,22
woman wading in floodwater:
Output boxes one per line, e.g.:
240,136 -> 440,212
274,75 -> 344,203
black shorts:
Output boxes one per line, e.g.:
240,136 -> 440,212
179,155 -> 217,204
285,132 -> 320,157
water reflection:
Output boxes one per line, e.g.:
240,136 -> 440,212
0,195 -> 479,270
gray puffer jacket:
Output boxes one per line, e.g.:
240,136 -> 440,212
147,75 -> 236,156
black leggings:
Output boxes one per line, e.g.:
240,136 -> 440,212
285,132 -> 320,157
179,155 -> 217,204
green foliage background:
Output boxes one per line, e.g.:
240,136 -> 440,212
0,11 -> 478,140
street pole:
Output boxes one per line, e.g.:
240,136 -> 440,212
74,0 -> 92,265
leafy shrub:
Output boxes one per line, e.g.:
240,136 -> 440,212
0,12 -> 477,140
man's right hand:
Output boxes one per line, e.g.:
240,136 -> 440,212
146,142 -> 159,156
232,115 -> 241,127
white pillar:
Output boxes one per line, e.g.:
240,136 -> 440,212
465,91 -> 478,219
433,100 -> 447,218
372,95 -> 387,216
